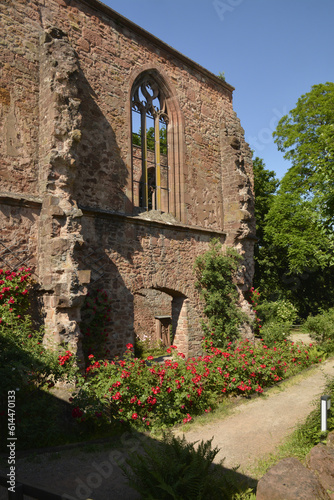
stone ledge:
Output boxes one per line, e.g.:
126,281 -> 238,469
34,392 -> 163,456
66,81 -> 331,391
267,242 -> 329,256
79,204 -> 227,237
0,192 -> 42,209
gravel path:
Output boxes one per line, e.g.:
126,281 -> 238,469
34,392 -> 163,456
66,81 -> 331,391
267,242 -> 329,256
1,337 -> 332,499
175,357 -> 334,477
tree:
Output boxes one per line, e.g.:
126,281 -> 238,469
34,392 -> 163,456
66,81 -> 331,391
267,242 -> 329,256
253,157 -> 279,244
273,82 -> 334,224
254,172 -> 334,317
252,157 -> 279,293
256,82 -> 334,317
262,189 -> 334,317
132,126 -> 167,155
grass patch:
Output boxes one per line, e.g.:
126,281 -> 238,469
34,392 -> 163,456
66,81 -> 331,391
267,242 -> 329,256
178,396 -> 244,432
264,362 -> 322,393
250,425 -> 321,479
250,372 -> 334,479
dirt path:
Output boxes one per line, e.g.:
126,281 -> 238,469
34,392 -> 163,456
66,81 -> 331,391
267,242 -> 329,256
175,357 -> 334,477
1,339 -> 333,500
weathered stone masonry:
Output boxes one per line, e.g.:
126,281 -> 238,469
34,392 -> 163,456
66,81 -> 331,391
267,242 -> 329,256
0,0 -> 256,358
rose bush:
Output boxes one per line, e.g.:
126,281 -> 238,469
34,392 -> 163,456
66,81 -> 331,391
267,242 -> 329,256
0,268 -> 78,449
0,268 -> 77,392
71,338 -> 323,431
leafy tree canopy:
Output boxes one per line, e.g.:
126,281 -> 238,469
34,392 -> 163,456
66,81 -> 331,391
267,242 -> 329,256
265,191 -> 334,274
273,82 -> 334,222
253,156 -> 279,245
132,126 -> 167,155
253,83 -> 334,317
253,158 -> 334,317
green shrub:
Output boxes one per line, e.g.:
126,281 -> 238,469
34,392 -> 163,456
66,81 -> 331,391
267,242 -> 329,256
302,307 -> 334,352
121,431 -> 255,499
260,321 -> 291,347
0,268 -> 78,450
134,335 -> 166,359
289,376 -> 334,454
194,239 -> 248,347
71,339 -> 323,431
256,299 -> 298,326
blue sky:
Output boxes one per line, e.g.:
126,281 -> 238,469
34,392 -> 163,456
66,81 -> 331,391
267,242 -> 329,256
101,0 -> 334,180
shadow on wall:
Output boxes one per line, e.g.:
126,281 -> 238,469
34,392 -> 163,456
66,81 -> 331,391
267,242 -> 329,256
74,66 -> 130,213
133,287 -> 188,348
70,61 -> 201,358
70,64 -> 138,357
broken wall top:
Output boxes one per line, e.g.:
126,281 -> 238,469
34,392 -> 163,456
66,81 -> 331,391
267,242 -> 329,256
1,0 -> 254,234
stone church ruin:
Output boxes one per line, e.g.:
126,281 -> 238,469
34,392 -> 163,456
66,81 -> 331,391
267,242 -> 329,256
0,0 -> 256,358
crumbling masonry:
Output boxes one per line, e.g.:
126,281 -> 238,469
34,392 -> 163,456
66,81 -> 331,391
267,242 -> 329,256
0,0 -> 256,358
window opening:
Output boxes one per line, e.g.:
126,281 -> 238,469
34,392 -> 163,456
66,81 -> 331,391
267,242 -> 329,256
132,77 -> 169,212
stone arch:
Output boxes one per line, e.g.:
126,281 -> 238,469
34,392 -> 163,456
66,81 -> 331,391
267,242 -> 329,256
128,66 -> 186,222
133,285 -> 190,355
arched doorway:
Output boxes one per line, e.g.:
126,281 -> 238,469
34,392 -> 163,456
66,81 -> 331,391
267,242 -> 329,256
133,287 -> 189,353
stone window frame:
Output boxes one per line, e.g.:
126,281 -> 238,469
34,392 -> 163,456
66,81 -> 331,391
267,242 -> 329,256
129,67 -> 185,222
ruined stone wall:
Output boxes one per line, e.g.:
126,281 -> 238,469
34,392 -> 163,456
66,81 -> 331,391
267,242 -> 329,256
1,0 -> 252,231
0,1 -> 42,273
0,1 -> 40,196
1,0 -> 255,357
133,290 -> 172,346
78,211 -> 216,356
0,196 -> 40,272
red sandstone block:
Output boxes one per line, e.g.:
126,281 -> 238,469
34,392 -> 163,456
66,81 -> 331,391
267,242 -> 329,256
77,38 -> 90,52
82,27 -> 102,47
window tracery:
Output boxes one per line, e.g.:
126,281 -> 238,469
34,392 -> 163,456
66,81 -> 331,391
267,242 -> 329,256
131,77 -> 169,212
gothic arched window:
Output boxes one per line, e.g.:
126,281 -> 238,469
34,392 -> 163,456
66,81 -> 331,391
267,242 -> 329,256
131,76 -> 169,212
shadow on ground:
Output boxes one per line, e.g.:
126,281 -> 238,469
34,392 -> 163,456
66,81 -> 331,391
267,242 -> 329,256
0,429 -> 256,500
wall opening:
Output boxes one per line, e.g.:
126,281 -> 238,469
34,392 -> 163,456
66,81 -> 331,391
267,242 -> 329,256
130,69 -> 185,221
131,76 -> 169,212
133,287 -> 189,353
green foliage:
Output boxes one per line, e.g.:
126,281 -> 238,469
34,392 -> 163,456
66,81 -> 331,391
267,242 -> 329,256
121,431 -> 254,499
194,239 -> 247,347
268,82 -> 334,315
295,376 -> 334,446
252,156 -> 279,296
253,156 -> 279,250
217,71 -> 226,81
254,86 -> 334,317
259,322 -> 291,347
260,187 -> 334,318
132,126 -> 167,154
264,192 -> 334,276
254,85 -> 334,318
256,299 -> 298,326
72,339 -> 323,431
302,307 -> 334,353
273,82 -> 334,224
134,335 -> 165,359
0,268 -> 78,450
255,299 -> 297,346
